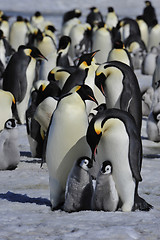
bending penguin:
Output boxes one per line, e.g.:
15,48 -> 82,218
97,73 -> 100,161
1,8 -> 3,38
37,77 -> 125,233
92,160 -> 119,211
3,45 -> 47,124
95,60 -> 142,133
0,118 -> 20,170
63,156 -> 93,212
86,108 -> 153,212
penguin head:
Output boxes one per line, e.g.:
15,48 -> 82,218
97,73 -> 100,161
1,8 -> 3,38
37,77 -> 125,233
101,160 -> 112,174
94,103 -> 107,114
4,119 -> 17,129
76,84 -> 98,105
113,40 -> 125,49
77,156 -> 93,171
16,16 -> 24,22
57,35 -> 71,53
19,45 -> 48,61
77,50 -> 99,68
45,25 -> 56,33
108,7 -> 114,13
145,1 -> 151,6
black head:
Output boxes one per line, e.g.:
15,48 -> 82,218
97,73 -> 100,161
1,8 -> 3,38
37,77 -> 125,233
28,46 -> 48,60
77,84 -> 98,105
17,16 -> 23,22
77,50 -> 99,67
77,156 -> 93,170
108,7 -> 114,12
58,35 -> 71,51
113,40 -> 124,49
94,104 -> 107,114
46,25 -> 56,33
101,160 -> 112,174
34,11 -> 42,17
4,119 -> 17,129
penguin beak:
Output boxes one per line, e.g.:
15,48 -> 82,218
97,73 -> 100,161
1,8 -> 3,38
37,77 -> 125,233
38,54 -> 48,61
88,94 -> 98,105
91,50 -> 100,58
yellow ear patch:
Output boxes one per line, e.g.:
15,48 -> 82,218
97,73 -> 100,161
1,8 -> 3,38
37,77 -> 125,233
76,86 -> 81,92
24,48 -> 32,56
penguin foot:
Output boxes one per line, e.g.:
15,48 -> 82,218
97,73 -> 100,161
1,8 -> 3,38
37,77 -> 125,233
51,202 -> 64,211
133,195 -> 153,211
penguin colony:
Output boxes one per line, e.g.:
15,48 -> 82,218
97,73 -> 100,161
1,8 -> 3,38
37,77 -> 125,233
1,1 -> 160,212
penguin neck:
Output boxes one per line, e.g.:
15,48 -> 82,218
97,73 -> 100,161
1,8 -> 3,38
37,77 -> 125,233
59,91 -> 86,110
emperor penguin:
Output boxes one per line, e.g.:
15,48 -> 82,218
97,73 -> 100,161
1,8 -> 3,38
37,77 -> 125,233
68,22 -> 92,59
141,46 -> 158,75
45,84 -> 98,210
61,17 -> 81,37
117,18 -> 141,42
26,81 -> 60,157
142,1 -> 157,28
105,7 -> 118,30
92,22 -> 112,64
92,160 -> 119,211
56,35 -> 72,67
9,16 -> 28,51
136,15 -> 149,48
0,89 -> 15,131
60,51 -> 98,115
86,108 -> 153,211
0,118 -> 20,170
63,156 -> 93,212
147,20 -> 160,52
30,11 -> 45,31
3,45 -> 47,124
0,14 -> 10,40
62,9 -> 81,25
86,7 -> 103,29
48,65 -> 76,90
95,60 -> 142,133
107,40 -> 133,68
36,29 -> 57,59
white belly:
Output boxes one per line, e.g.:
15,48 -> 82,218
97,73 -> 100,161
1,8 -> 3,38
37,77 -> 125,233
96,119 -> 135,211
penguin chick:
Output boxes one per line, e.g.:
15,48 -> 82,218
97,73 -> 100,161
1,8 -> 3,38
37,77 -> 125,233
92,160 -> 119,211
63,156 -> 93,212
0,118 -> 20,170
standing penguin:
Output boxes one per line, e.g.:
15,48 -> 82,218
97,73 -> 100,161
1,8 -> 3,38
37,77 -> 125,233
68,23 -> 92,59
142,1 -> 157,28
63,156 -> 93,212
30,11 -> 45,31
62,9 -> 81,25
92,22 -> 112,64
3,45 -> 47,124
86,108 -> 153,211
86,7 -> 103,29
147,20 -> 160,52
92,160 -> 119,211
95,60 -> 142,133
0,14 -> 10,40
105,7 -> 118,30
107,40 -> 133,68
9,16 -> 28,51
45,84 -> 97,210
0,118 -> 20,170
56,35 -> 72,67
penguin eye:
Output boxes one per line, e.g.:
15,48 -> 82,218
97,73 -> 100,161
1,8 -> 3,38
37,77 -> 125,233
84,159 -> 89,165
104,165 -> 112,174
80,159 -> 89,170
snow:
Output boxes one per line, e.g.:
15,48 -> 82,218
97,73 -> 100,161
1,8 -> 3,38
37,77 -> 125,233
0,0 -> 160,239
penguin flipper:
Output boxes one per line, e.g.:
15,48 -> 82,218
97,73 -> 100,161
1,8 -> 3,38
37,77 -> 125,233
128,125 -> 142,182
